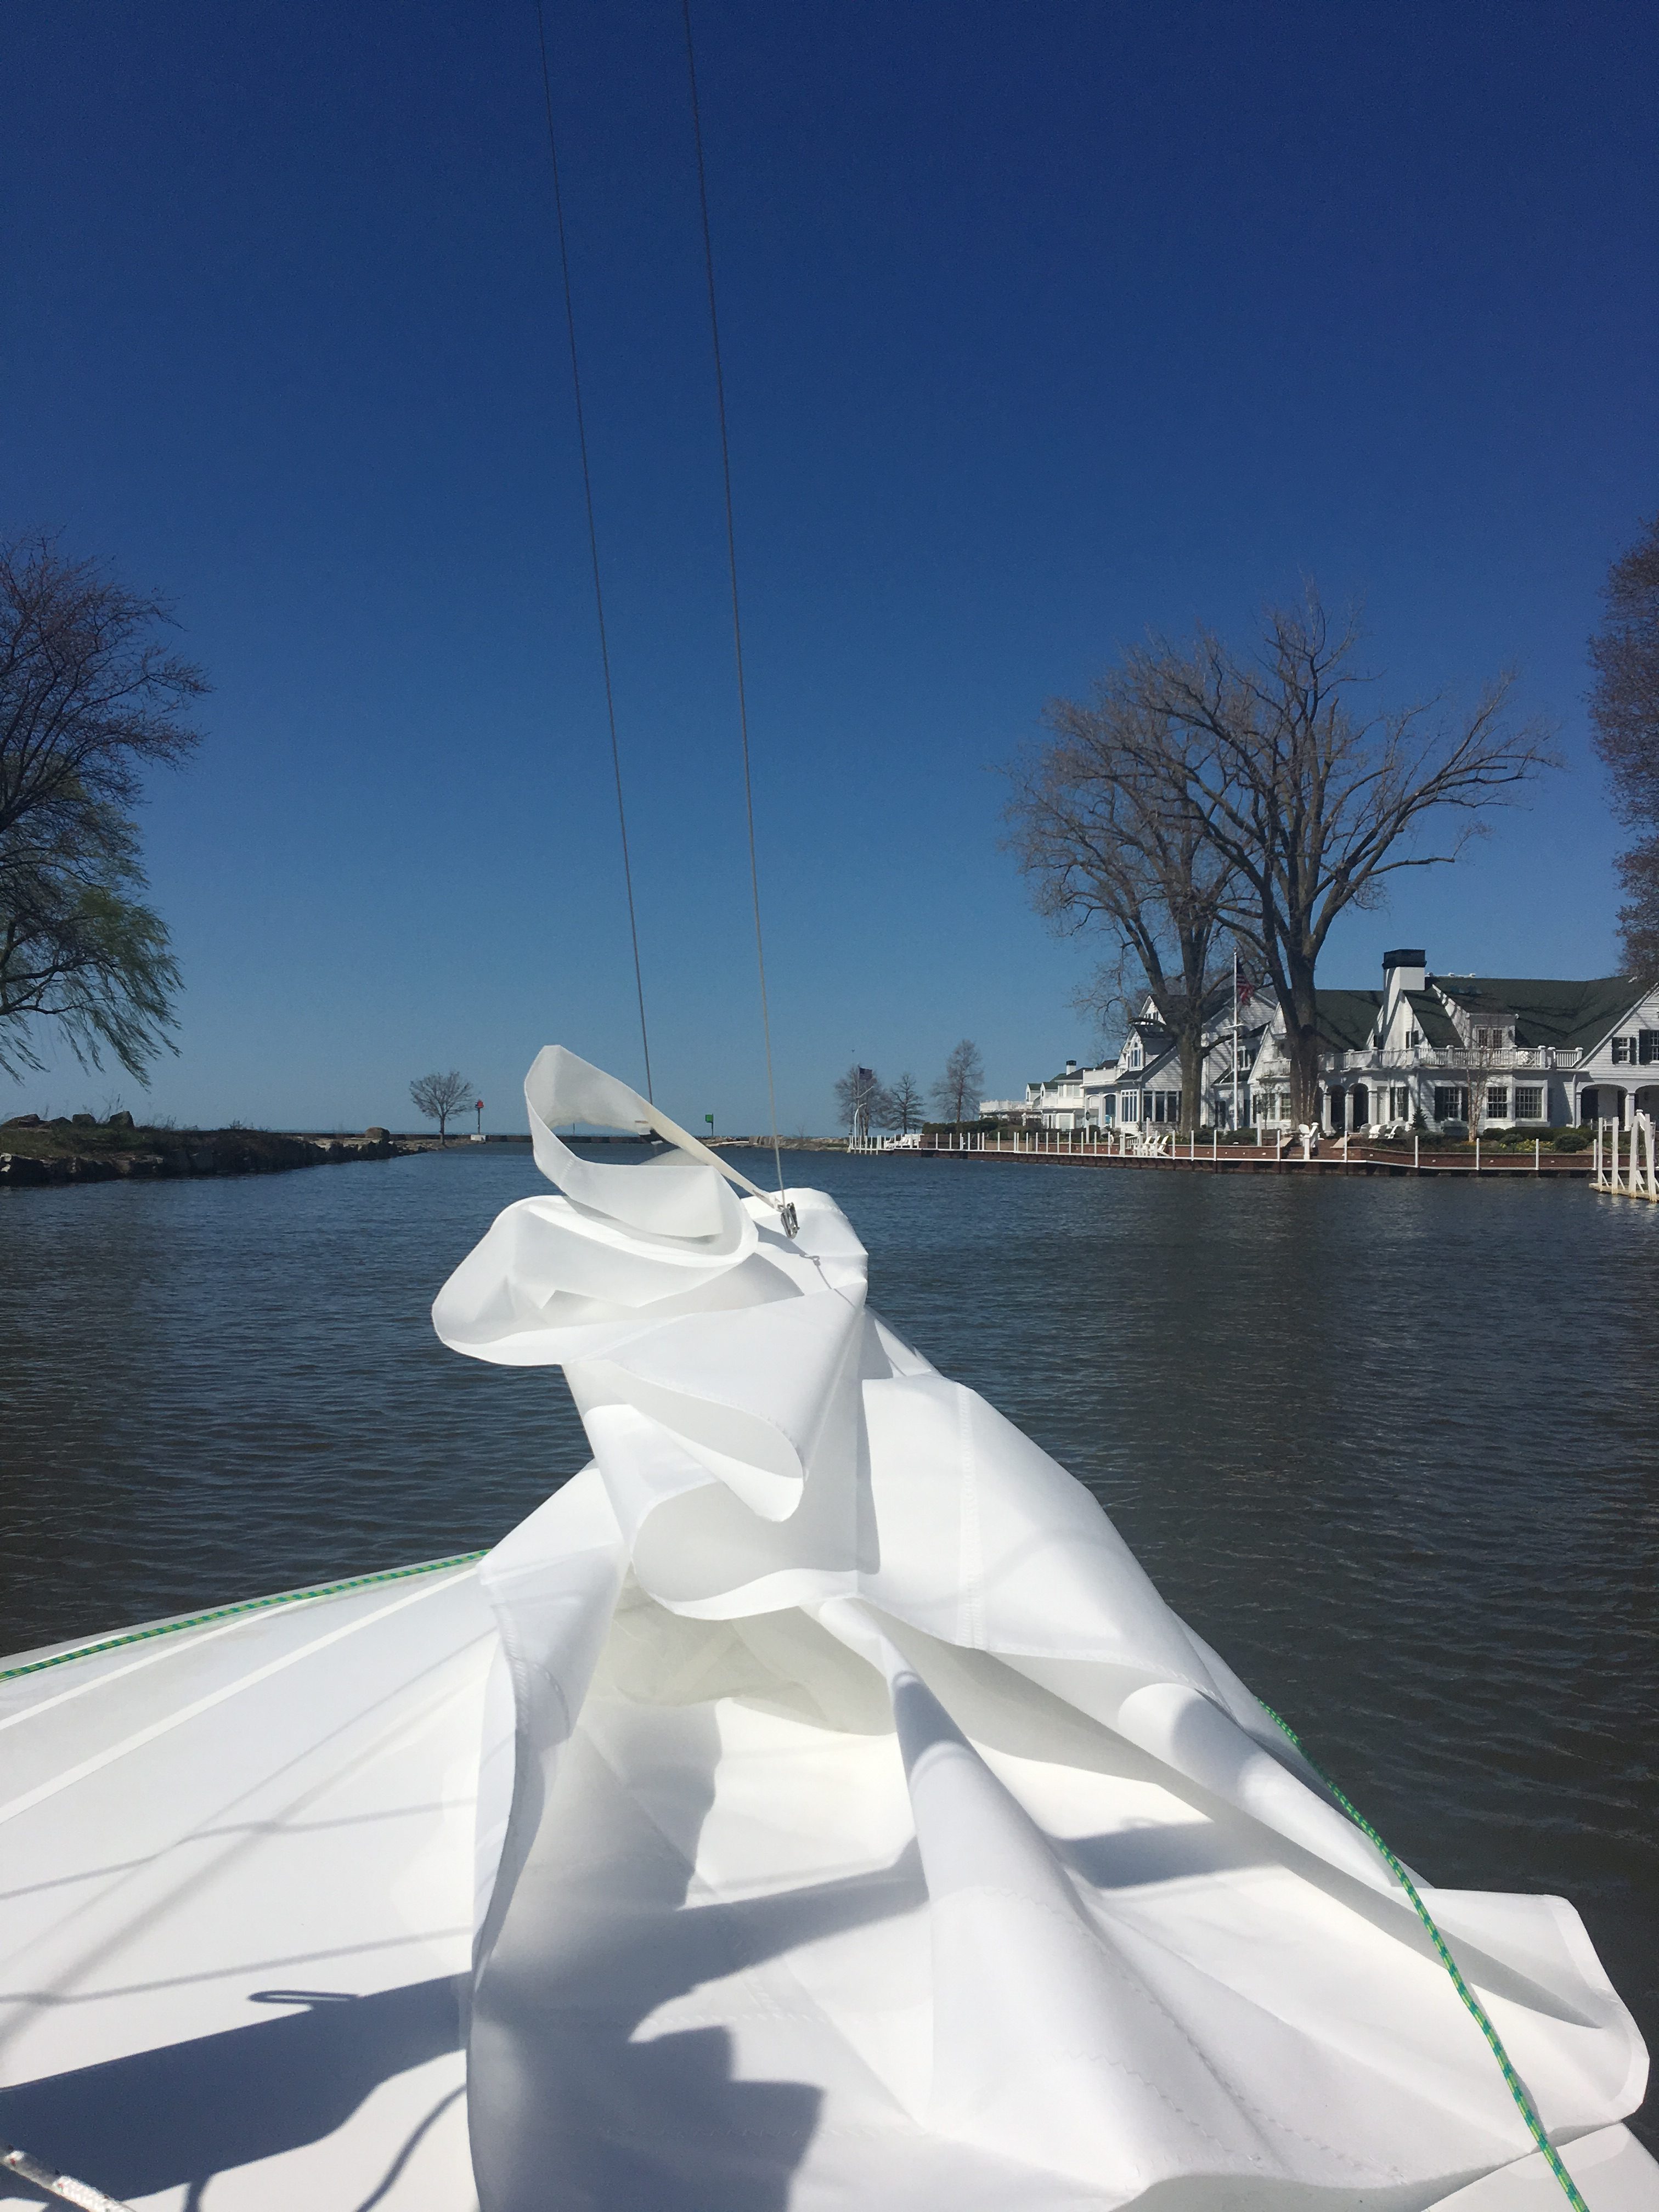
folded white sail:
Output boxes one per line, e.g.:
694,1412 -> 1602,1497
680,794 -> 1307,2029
433,1048 -> 1651,2212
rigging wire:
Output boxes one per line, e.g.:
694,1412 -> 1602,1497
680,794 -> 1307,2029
535,0 -> 653,1102
681,0 -> 791,1218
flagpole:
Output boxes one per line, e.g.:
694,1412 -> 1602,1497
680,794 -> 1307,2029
1232,949 -> 1240,1131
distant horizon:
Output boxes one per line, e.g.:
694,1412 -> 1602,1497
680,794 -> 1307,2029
6,932 -> 1645,1135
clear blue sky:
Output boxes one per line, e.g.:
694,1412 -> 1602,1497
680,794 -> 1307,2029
4,2 -> 1656,1132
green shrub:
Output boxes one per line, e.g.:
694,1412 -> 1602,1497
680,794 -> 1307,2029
1551,1128 -> 1593,1152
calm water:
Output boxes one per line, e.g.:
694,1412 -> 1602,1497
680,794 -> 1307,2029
3,1148 -> 1656,2147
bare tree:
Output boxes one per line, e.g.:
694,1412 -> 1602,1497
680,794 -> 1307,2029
1460,1042 -> 1507,1142
1612,844 -> 1659,981
410,1069 -> 471,1145
1118,590 -> 1555,1122
932,1039 -> 984,1127
889,1070 -> 923,1133
0,534 -> 207,1077
833,1062 -> 890,1136
1588,512 -> 1659,979
1008,681 -> 1241,1128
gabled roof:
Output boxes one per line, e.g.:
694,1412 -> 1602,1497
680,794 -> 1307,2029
1405,990 -> 1460,1048
1434,975 -> 1642,1052
1313,989 -> 1383,1052
1028,1062 -> 1115,1089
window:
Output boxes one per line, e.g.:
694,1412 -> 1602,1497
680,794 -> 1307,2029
1100,1097 -> 1115,1123
1435,1085 -> 1469,1124
1124,1040 -> 1142,1070
1406,1027 -> 1422,1048
1121,1091 -> 1141,1122
1514,1085 -> 1543,1120
1640,1030 -> 1659,1065
1148,1091 -> 1180,1123
1389,1086 -> 1410,1120
1485,1085 -> 1509,1120
1612,1035 -> 1634,1064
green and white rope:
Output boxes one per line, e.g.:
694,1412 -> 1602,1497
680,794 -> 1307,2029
1259,1699 -> 1590,2210
0,1551 -> 487,1684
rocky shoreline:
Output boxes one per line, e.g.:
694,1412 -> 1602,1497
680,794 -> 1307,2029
0,1111 -> 411,1188
0,1117 -> 856,1188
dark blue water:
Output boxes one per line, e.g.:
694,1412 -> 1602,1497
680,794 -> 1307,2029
2,1147 -> 1655,2146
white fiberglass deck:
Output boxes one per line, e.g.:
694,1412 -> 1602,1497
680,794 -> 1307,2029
2,1047 -> 1654,2211
0,1566 -> 492,2209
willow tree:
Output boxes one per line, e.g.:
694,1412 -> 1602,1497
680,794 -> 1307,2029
1007,684 -> 1238,1130
0,534 -> 206,1078
1588,511 -> 1659,980
1117,592 -> 1554,1125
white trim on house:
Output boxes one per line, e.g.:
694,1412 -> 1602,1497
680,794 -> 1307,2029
980,954 -> 1658,1136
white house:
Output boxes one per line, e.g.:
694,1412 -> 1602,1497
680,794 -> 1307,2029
980,950 -> 1659,1136
1256,949 -> 1659,1135
980,1056 -> 1119,1131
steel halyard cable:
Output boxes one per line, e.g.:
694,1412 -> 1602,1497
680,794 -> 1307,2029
535,0 -> 653,1102
681,0 -> 793,1233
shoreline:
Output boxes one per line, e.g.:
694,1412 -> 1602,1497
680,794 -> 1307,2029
0,1124 -> 854,1188
0,1122 -> 410,1187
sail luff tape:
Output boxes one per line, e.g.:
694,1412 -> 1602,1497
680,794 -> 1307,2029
1258,1700 -> 1592,2211
3,2140 -> 134,2211
0,1552 -> 487,1684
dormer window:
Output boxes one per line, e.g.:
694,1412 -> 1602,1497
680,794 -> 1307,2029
1407,1028 -> 1422,1048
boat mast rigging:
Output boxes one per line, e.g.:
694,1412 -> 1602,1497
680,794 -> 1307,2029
534,0 -> 652,1103
681,0 -> 791,1223
533,0 -> 793,1232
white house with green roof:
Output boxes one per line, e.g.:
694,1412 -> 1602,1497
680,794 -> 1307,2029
1231,949 -> 1657,1133
981,950 -> 1658,1135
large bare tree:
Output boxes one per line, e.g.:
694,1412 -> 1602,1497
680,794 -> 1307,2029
1008,682 -> 1239,1128
1117,591 -> 1554,1122
1588,512 -> 1659,979
0,533 -> 207,1077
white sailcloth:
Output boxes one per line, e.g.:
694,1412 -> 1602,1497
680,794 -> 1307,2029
433,1048 -> 1649,2212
